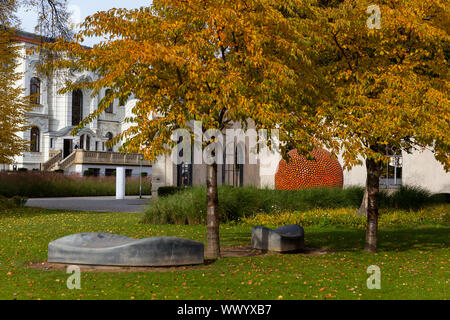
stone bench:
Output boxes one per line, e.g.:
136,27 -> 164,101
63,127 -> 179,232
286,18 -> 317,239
251,225 -> 305,252
48,233 -> 204,266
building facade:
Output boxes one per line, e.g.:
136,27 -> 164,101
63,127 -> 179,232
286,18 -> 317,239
5,31 -> 152,178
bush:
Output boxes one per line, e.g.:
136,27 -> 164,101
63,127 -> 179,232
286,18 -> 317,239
157,186 -> 187,197
0,196 -> 28,209
386,186 -> 432,210
0,172 -> 152,198
143,185 -> 366,225
142,185 -> 445,225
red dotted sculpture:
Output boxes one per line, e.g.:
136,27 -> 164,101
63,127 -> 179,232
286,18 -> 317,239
275,148 -> 344,190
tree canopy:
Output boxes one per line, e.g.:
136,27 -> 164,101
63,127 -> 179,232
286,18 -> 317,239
43,0 -> 328,257
0,2 -> 31,164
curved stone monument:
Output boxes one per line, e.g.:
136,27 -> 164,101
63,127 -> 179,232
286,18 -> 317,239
48,233 -> 204,266
251,225 -> 305,252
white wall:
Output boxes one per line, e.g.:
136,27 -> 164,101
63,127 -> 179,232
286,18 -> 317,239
402,149 -> 450,193
340,150 -> 450,193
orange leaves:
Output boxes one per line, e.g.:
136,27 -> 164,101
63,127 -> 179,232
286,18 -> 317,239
317,0 -> 450,167
39,1 -> 332,161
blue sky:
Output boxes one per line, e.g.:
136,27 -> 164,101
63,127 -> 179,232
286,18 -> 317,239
18,0 -> 152,46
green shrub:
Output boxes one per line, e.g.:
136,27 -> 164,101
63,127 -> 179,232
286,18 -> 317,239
430,193 -> 449,205
0,196 -> 28,209
157,186 -> 187,197
143,186 -> 366,225
386,186 -> 429,209
143,185 -> 443,225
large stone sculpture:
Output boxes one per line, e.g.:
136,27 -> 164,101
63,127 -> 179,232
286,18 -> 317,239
48,233 -> 204,266
275,148 -> 344,190
251,225 -> 305,252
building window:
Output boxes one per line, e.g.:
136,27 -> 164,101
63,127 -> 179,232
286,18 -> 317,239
106,132 -> 113,152
30,77 -> 41,105
105,168 -> 116,176
72,90 -> 83,126
30,127 -> 40,152
88,168 -> 100,177
380,147 -> 402,189
105,89 -> 113,113
125,169 -> 133,177
85,135 -> 91,151
50,138 -> 54,149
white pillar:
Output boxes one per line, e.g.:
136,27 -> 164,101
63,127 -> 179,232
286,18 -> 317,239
116,167 -> 125,199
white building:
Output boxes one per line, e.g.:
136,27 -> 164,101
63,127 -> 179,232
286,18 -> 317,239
6,31 -> 152,178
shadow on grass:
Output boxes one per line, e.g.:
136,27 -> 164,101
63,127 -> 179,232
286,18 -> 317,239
306,226 -> 449,252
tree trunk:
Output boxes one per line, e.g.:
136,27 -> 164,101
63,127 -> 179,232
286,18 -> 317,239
364,158 -> 382,253
357,181 -> 369,216
205,163 -> 220,259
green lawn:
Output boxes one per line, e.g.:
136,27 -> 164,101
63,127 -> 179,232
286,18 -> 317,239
0,207 -> 448,300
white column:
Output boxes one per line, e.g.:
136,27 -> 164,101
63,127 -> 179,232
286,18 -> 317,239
116,167 -> 125,199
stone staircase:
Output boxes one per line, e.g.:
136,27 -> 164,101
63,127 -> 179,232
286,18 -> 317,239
42,150 -> 62,171
57,151 -> 77,171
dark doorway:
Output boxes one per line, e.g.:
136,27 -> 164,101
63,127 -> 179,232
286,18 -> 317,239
176,135 -> 193,187
63,139 -> 73,158
177,162 -> 193,187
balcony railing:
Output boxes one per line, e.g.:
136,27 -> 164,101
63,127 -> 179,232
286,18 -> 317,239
57,150 -> 151,170
72,150 -> 151,166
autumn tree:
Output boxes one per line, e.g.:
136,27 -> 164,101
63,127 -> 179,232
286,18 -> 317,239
0,0 -> 72,164
314,0 -> 449,252
0,1 -> 31,164
43,0 -> 326,258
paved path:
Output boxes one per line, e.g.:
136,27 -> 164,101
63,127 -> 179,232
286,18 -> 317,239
26,196 -> 152,213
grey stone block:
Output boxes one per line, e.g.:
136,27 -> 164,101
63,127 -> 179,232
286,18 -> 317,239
48,233 -> 204,266
251,225 -> 305,252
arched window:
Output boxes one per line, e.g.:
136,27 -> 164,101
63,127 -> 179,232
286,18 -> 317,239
106,132 -> 113,152
105,89 -> 113,113
30,77 -> 41,105
72,90 -> 83,126
30,127 -> 40,152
